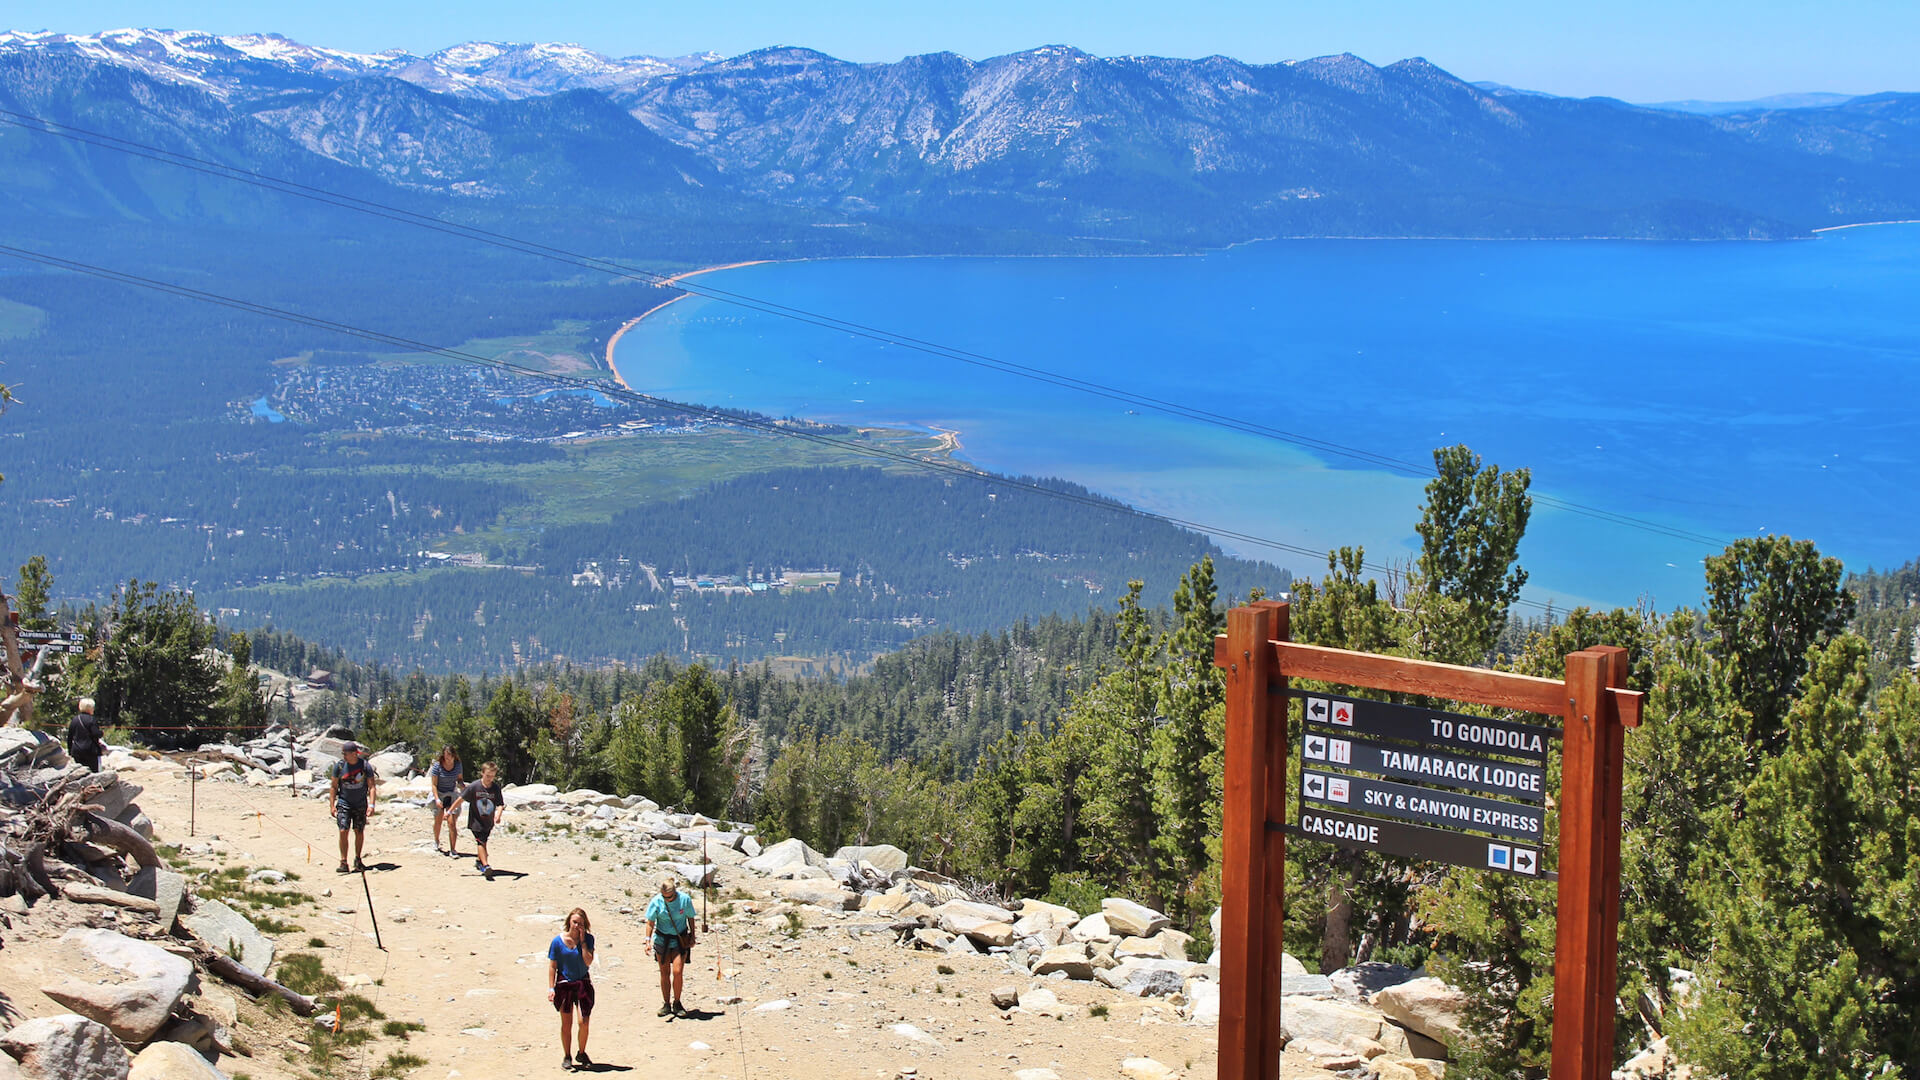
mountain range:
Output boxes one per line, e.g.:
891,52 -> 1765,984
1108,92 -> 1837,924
3,27 -> 1919,247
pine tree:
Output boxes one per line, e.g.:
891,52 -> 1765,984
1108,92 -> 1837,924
1415,445 -> 1532,660
1152,556 -> 1223,921
1078,581 -> 1164,906
1675,638 -> 1920,1077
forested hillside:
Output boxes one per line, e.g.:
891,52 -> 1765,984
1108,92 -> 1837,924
17,444 -> 1920,1076
208,467 -> 1288,667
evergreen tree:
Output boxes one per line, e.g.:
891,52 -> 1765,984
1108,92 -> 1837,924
91,581 -> 222,749
13,555 -> 53,632
1077,581 -> 1164,906
216,631 -> 270,741
1674,640 -> 1920,1077
1151,555 -> 1223,921
1415,445 -> 1532,660
1704,535 -> 1855,756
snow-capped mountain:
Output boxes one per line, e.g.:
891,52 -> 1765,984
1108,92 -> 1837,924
2,28 -> 1916,243
0,28 -> 716,101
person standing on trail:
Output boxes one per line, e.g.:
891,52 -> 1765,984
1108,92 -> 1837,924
329,741 -> 377,873
642,875 -> 697,1018
452,761 -> 504,880
427,745 -> 464,856
66,697 -> 103,772
548,907 -> 596,1070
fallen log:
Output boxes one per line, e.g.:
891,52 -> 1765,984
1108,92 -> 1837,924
175,925 -> 317,1016
82,811 -> 160,868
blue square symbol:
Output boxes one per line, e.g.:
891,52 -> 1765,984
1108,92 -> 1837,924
1487,844 -> 1513,870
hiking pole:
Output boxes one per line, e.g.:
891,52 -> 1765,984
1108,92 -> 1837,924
702,833 -> 710,932
188,759 -> 197,837
360,868 -> 385,951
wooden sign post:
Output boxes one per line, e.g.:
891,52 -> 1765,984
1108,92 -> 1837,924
1213,601 -> 1641,1080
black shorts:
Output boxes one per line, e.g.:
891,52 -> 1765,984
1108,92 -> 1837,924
335,801 -> 367,831
469,821 -> 493,845
652,935 -> 692,963
73,749 -> 102,772
554,979 -> 594,1016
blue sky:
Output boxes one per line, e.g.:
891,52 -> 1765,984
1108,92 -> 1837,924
9,0 -> 1918,101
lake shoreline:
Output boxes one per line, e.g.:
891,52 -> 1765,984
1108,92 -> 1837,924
603,260 -> 772,389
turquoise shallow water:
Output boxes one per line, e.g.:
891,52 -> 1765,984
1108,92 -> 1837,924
616,226 -> 1920,609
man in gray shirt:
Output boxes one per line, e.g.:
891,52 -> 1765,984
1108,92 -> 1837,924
330,742 -> 378,872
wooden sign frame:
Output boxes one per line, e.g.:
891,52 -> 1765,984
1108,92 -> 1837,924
1212,600 -> 1642,1080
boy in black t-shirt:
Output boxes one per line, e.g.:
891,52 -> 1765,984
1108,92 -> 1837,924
452,761 -> 505,880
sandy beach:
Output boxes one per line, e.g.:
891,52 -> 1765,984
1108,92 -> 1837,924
604,261 -> 771,389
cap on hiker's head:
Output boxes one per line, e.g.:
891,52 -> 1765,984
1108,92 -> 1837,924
342,741 -> 364,753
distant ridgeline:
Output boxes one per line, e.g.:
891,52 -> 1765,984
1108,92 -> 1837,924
4,34 -> 1920,255
206,466 -> 1289,669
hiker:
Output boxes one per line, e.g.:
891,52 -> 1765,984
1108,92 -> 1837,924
452,761 -> 504,880
427,745 -> 464,856
66,696 -> 103,772
329,741 -> 377,872
642,875 -> 697,1018
548,906 -> 596,1070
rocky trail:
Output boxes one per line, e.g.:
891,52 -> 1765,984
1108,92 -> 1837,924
0,728 -> 1491,1080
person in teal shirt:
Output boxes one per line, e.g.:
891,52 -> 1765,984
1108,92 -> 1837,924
642,876 -> 697,1018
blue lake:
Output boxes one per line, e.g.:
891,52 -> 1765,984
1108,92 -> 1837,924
615,226 -> 1920,609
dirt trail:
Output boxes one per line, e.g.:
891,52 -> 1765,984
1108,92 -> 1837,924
0,761 -> 1345,1080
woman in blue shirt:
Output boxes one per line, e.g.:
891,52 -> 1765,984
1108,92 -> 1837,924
547,907 -> 596,1070
642,876 -> 697,1019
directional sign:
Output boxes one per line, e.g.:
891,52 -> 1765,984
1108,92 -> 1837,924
1288,808 -> 1546,878
1300,732 -> 1545,803
1302,769 -> 1545,841
1296,691 -> 1556,764
16,631 -> 86,654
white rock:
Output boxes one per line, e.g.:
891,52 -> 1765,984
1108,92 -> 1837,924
770,880 -> 859,910
1121,1057 -> 1179,1080
389,908 -> 414,923
1015,898 -> 1081,929
743,837 -> 828,874
1016,987 -> 1065,1016
1015,1070 -> 1062,1080
1370,977 -> 1469,1048
179,900 -> 274,975
0,1014 -> 131,1080
1278,997 -> 1386,1045
1117,929 -> 1193,962
502,784 -> 558,807
1187,979 -> 1221,1025
128,1041 -> 228,1080
41,929 -> 195,1043
367,752 -> 412,779
1031,943 -> 1094,980
889,1023 -> 938,1047
753,999 -> 792,1012
1101,897 -> 1171,938
687,1042 -> 712,1052
831,844 -> 909,871
1070,913 -> 1115,943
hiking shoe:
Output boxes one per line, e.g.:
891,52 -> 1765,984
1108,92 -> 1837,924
335,862 -> 350,873
475,857 -> 485,872
561,1054 -> 574,1071
671,1001 -> 688,1018
657,1003 -> 672,1018
574,1051 -> 592,1068
353,859 -> 367,872
483,865 -> 495,881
